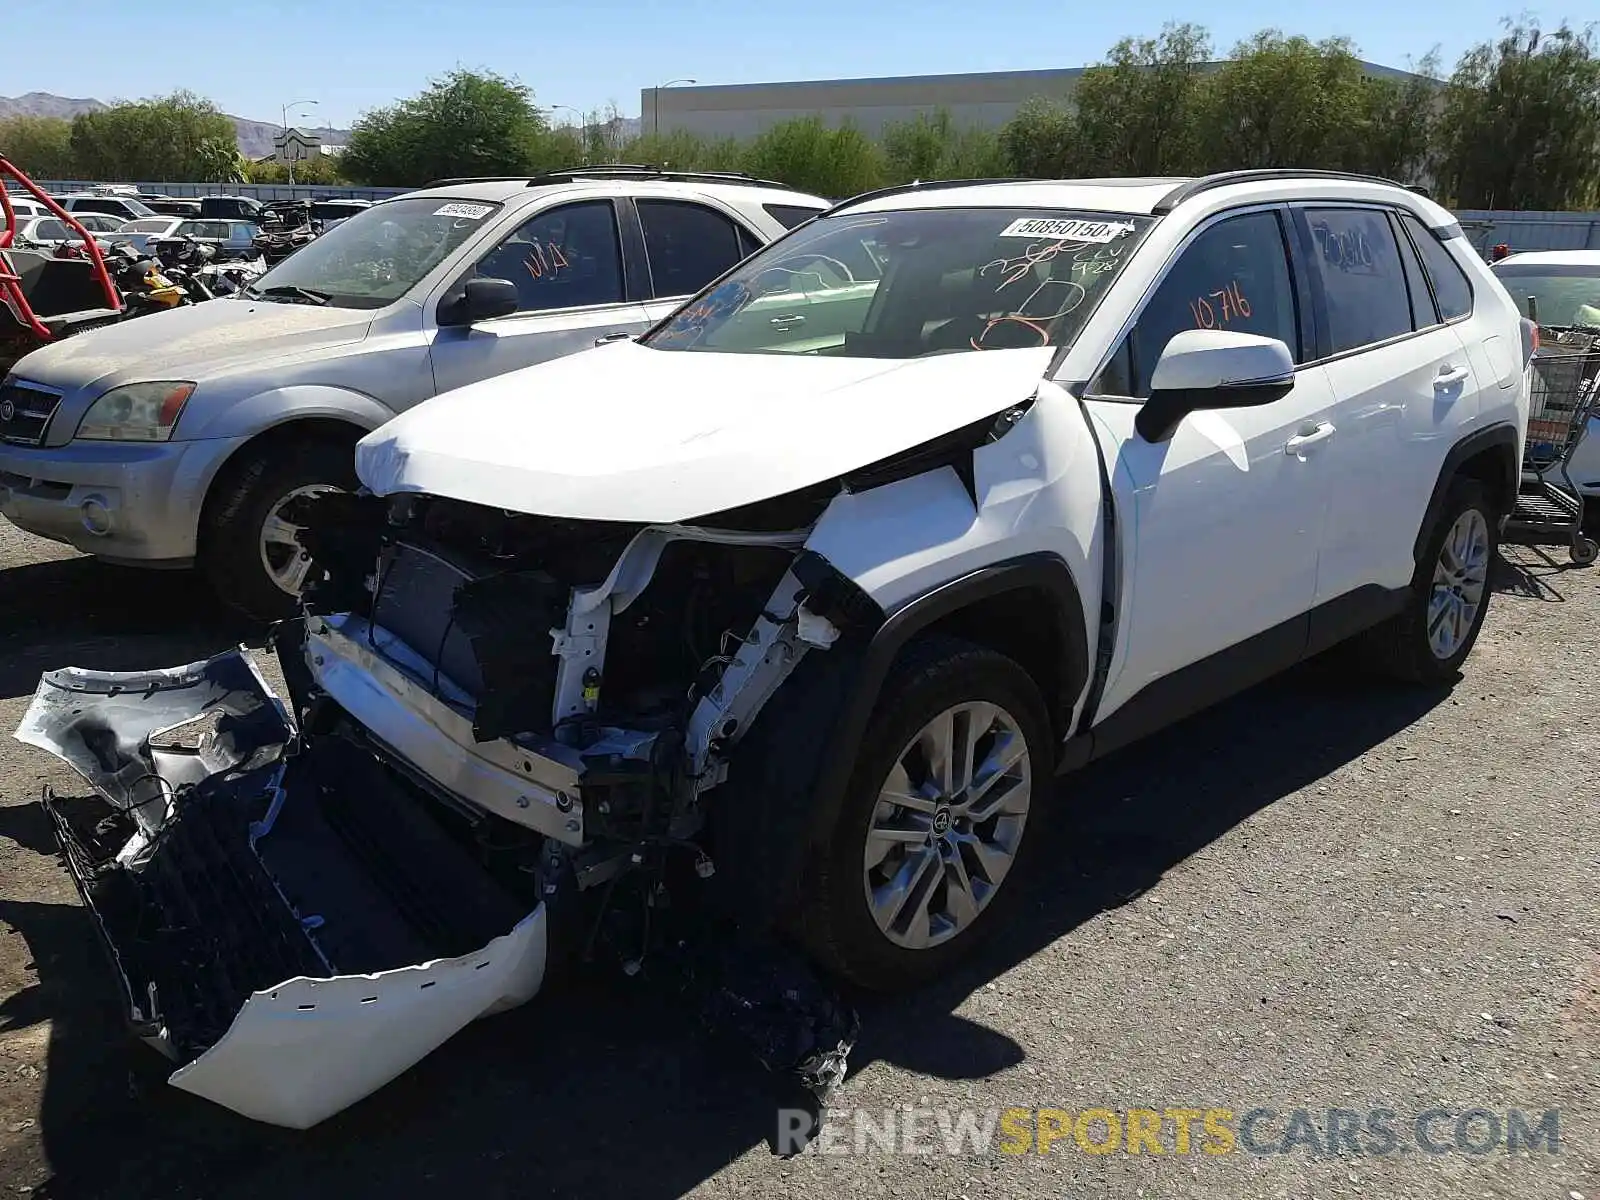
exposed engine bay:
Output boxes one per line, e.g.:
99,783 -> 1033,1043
18,486 -> 887,1129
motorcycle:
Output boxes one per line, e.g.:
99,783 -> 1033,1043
94,242 -> 190,316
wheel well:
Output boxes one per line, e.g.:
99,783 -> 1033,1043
201,418 -> 367,521
910,586 -> 1080,741
1454,441 -> 1517,518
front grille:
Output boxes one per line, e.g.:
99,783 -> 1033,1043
0,380 -> 64,446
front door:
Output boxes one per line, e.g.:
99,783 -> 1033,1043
1084,207 -> 1336,723
429,199 -> 649,396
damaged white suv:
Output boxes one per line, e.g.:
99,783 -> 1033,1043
20,171 -> 1531,1129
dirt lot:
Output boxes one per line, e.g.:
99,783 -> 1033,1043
0,519 -> 1595,1200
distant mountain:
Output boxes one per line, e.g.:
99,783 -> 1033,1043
0,91 -> 106,120
0,92 -> 352,159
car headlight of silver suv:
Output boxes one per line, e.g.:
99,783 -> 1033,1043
76,381 -> 196,442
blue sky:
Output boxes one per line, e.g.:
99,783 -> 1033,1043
7,0 -> 1549,127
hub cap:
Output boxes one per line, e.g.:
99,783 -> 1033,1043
863,701 -> 1032,950
259,484 -> 340,597
1428,508 -> 1490,660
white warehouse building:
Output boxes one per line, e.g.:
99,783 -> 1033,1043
641,62 -> 1423,142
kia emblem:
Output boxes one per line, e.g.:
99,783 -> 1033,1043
0,399 -> 14,423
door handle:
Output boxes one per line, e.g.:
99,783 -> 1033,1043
769,313 -> 806,331
1434,364 -> 1470,391
1285,422 -> 1336,458
594,331 -> 633,347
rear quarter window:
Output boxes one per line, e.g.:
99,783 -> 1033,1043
763,203 -> 826,230
1400,212 -> 1474,321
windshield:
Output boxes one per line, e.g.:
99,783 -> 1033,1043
121,218 -> 176,233
246,196 -> 502,309
643,207 -> 1153,358
1493,264 -> 1600,328
119,199 -> 155,218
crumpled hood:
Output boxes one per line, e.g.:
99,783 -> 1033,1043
356,341 -> 1053,522
12,298 -> 373,394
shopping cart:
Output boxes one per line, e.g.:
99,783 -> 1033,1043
1502,328 -> 1600,565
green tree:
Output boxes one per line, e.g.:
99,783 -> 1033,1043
1436,19 -> 1600,209
998,98 -> 1078,178
743,117 -> 885,198
341,68 -> 552,187
1355,55 -> 1443,183
0,115 -> 77,179
620,129 -> 746,172
1194,31 -> 1379,172
1074,23 -> 1213,175
880,109 -> 1007,183
196,136 -> 247,183
69,92 -> 237,181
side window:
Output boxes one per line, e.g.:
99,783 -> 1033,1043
1099,210 -> 1298,398
471,200 -> 624,314
638,200 -> 745,298
1390,211 -> 1439,331
764,203 -> 825,231
1305,208 -> 1412,354
1401,213 -> 1474,321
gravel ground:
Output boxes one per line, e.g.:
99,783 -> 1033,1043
0,519 -> 1594,1200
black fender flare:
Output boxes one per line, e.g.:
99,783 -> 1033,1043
1413,423 -> 1520,563
802,552 -> 1089,849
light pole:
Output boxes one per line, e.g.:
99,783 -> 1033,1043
547,105 -> 587,164
653,78 -> 695,138
280,98 -> 319,185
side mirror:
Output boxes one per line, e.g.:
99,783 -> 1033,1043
1135,329 -> 1296,443
439,277 -> 520,327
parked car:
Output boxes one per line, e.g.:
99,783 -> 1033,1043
0,168 -> 830,616
13,169 -> 1532,1131
106,216 -> 188,254
198,194 -> 264,221
8,215 -> 112,250
56,193 -> 158,222
171,218 -> 261,258
1491,249 -> 1600,499
140,196 -> 203,218
0,195 -> 50,228
310,198 -> 372,227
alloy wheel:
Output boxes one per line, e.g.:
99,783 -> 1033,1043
258,484 -> 340,597
862,700 -> 1032,950
1427,507 -> 1490,660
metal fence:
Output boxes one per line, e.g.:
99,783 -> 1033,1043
1456,210 -> 1600,256
24,180 -> 410,203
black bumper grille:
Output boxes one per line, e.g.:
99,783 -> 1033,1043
0,380 -> 63,445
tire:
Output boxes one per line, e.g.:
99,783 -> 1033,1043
797,636 -> 1052,991
1359,477 -> 1498,683
199,437 -> 357,620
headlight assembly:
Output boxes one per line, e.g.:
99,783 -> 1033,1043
76,381 -> 196,442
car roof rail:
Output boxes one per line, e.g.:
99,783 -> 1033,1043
1151,169 -> 1420,214
423,166 -> 796,190
821,177 -> 1036,215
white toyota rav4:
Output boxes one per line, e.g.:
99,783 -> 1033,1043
20,170 -> 1532,1128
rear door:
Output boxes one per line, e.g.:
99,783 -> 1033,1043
633,197 -> 763,326
1295,205 -> 1485,623
428,197 -> 649,395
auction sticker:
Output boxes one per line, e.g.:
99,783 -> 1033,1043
998,217 -> 1135,242
434,202 -> 495,220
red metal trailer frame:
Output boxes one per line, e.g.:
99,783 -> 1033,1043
0,157 -> 122,339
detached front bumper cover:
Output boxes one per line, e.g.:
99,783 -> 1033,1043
16,648 -> 547,1130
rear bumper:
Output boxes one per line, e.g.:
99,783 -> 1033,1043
18,648 -> 547,1130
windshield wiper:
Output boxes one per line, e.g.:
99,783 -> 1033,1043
247,284 -> 331,306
